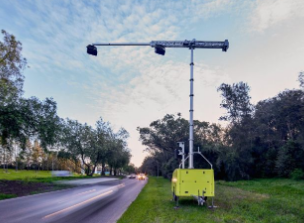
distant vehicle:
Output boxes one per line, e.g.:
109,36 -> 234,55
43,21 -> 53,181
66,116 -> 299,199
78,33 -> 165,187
137,173 -> 146,180
128,174 -> 136,179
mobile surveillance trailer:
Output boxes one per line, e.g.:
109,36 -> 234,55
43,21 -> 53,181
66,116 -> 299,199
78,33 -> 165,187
86,38 -> 229,206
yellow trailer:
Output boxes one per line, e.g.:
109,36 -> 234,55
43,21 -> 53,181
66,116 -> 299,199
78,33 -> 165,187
171,168 -> 214,206
171,144 -> 215,206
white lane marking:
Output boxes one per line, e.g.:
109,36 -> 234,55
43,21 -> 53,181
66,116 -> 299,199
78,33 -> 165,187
76,189 -> 96,196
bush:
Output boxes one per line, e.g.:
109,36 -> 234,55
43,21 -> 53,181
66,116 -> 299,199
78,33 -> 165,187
276,141 -> 304,177
290,169 -> 304,180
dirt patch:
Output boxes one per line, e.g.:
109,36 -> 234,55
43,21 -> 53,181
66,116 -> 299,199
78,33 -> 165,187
0,180 -> 69,198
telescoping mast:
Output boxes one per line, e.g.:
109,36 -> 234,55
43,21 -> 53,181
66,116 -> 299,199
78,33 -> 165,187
87,39 -> 229,207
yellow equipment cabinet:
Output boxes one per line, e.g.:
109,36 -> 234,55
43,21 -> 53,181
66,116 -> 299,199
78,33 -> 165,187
171,169 -> 214,198
171,168 -> 214,206
171,145 -> 215,206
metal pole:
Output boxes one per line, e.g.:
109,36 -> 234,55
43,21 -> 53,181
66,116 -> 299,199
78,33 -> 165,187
182,143 -> 185,169
189,48 -> 194,169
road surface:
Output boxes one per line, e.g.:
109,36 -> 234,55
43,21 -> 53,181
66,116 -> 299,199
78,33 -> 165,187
0,177 -> 147,223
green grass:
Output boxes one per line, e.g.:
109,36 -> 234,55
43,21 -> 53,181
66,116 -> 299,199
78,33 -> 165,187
0,170 -> 52,180
0,170 -> 103,183
118,177 -> 304,223
0,193 -> 17,199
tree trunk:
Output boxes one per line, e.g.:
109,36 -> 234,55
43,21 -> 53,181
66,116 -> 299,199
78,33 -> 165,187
90,165 -> 96,177
101,163 -> 105,176
3,146 -> 8,173
86,165 -> 91,176
114,168 -> 117,176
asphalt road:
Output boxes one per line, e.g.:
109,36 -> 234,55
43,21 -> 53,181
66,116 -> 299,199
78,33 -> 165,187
0,178 -> 147,223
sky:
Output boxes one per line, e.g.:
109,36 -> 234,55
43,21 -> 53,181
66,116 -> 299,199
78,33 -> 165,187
0,0 -> 303,167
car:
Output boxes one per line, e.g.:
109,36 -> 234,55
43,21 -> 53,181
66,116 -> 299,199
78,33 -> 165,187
128,174 -> 136,179
137,173 -> 146,180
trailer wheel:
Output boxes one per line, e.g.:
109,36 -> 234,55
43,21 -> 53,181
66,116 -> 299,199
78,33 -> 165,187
173,192 -> 178,202
198,196 -> 208,206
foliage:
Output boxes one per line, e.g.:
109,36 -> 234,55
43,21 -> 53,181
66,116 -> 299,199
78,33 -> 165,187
0,97 -> 61,149
138,114 -> 224,179
290,169 -> 304,180
298,71 -> 304,89
124,163 -> 136,174
61,118 -> 131,176
217,82 -> 253,123
106,127 -> 131,176
0,29 -> 27,95
276,141 -> 304,177
252,90 -> 304,178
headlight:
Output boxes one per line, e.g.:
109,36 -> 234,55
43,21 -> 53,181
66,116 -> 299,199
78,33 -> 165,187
172,178 -> 177,183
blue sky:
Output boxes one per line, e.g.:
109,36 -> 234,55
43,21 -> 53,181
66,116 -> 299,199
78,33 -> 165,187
1,0 -> 304,166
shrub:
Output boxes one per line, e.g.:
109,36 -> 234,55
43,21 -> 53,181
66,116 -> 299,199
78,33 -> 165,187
290,169 -> 304,180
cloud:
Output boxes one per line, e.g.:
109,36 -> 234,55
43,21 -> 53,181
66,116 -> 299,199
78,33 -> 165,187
250,0 -> 304,32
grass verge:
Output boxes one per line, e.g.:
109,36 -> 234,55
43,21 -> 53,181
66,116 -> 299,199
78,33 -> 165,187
0,193 -> 17,199
118,177 -> 304,223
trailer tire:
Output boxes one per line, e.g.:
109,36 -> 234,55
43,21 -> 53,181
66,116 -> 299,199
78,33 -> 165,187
173,192 -> 178,202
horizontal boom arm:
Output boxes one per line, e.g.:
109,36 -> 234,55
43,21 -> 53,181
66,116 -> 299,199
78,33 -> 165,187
92,39 -> 229,51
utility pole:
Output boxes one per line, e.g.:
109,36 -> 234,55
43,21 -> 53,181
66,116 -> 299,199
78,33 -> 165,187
87,39 -> 229,169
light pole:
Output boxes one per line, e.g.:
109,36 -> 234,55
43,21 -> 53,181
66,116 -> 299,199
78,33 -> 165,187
87,39 -> 229,169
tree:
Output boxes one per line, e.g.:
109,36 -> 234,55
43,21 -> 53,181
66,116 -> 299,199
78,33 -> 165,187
141,156 -> 159,176
62,120 -> 94,176
87,118 -> 111,176
217,82 -> 254,180
217,82 -> 253,123
0,29 -> 27,95
251,89 -> 304,177
94,118 -> 112,176
0,97 -> 61,151
124,163 -> 136,174
61,118 -> 131,176
298,71 -> 304,89
31,140 -> 44,170
276,140 -> 304,177
0,30 -> 27,169
138,114 -> 226,179
107,128 -> 130,176
137,114 -> 188,178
